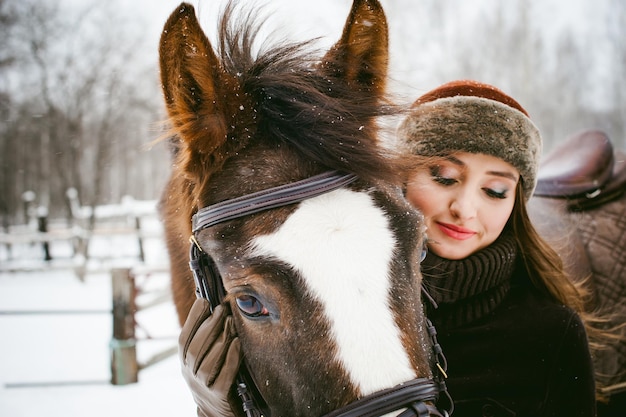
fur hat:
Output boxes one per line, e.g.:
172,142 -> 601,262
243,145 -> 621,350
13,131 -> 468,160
398,80 -> 542,200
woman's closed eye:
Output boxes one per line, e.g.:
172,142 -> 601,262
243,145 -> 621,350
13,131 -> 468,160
433,175 -> 457,186
430,166 -> 459,186
484,187 -> 508,200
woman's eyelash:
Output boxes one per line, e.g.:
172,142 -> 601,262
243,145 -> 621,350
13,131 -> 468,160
485,188 -> 507,199
429,166 -> 458,186
433,176 -> 456,186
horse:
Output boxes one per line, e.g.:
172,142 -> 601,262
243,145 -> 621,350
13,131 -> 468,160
529,129 -> 626,413
158,1 -> 450,416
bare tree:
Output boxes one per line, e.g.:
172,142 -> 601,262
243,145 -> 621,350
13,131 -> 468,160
0,0 -> 27,226
2,0 -> 623,227
387,0 -> 625,152
606,0 -> 626,148
1,0 -> 168,225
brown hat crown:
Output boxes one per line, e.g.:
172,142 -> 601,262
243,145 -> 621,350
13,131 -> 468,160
413,80 -> 530,117
398,79 -> 542,200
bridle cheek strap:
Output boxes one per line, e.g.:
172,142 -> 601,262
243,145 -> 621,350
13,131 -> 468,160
189,238 -> 223,307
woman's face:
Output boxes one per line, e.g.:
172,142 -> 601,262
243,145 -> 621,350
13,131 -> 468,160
406,152 -> 519,260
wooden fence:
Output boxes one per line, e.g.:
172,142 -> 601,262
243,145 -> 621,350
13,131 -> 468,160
0,193 -> 163,280
1,192 -> 177,386
110,267 -> 177,385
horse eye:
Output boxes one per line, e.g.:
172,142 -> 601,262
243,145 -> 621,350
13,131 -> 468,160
236,295 -> 269,317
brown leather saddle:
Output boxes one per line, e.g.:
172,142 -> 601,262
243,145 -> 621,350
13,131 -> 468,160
534,130 -> 626,210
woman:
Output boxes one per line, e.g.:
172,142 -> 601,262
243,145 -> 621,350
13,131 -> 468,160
179,80 -> 598,417
397,80 -> 596,416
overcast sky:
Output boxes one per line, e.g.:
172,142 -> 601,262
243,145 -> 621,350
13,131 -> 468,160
52,0 -> 618,131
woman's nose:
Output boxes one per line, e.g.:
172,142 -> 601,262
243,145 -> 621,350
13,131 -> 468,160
449,192 -> 477,220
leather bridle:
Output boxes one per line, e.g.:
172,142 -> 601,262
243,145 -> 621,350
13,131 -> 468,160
188,170 -> 453,417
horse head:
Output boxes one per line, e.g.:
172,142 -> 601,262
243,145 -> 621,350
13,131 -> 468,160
159,1 -> 446,415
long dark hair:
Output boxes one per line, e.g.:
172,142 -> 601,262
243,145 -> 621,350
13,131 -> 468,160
509,182 -> 586,309
509,181 -> 617,400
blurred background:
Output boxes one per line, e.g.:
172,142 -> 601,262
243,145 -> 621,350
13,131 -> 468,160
0,0 -> 624,224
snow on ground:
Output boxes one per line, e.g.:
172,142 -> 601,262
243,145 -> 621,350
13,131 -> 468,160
0,213 -> 197,417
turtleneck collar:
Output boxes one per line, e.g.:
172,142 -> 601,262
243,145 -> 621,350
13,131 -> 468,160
421,231 -> 519,328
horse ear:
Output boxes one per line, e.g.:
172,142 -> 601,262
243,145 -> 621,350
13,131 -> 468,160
322,0 -> 389,97
159,3 -> 230,151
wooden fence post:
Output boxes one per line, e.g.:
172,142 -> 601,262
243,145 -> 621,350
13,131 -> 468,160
21,190 -> 36,225
110,267 -> 138,385
135,216 -> 145,263
37,206 -> 51,261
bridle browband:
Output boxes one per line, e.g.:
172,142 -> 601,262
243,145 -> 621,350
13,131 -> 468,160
192,171 -> 359,234
188,170 -> 453,417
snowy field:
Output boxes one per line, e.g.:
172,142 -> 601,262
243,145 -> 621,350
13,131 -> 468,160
0,213 -> 197,417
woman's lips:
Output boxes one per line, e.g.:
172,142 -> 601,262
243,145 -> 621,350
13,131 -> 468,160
436,222 -> 476,240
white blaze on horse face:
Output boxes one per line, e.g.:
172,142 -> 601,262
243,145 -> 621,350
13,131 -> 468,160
250,188 -> 417,395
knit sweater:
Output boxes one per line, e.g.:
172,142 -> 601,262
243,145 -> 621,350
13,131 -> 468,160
423,233 -> 597,417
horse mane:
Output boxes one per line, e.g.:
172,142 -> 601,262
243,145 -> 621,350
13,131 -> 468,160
215,1 -> 403,184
